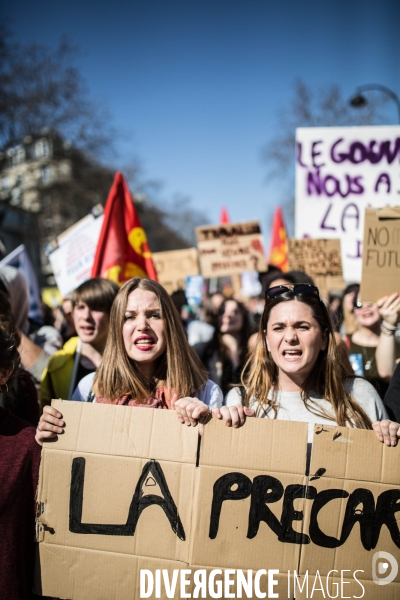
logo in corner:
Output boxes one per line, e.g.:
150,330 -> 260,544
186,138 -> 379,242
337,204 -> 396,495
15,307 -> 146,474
372,551 -> 398,585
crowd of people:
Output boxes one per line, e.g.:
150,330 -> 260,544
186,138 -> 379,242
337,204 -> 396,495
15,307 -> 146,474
0,263 -> 399,598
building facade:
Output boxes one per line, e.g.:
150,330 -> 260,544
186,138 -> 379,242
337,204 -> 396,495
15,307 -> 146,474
0,132 -> 114,287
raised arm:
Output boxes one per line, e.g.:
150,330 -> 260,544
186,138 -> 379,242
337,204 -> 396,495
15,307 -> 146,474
375,293 -> 400,379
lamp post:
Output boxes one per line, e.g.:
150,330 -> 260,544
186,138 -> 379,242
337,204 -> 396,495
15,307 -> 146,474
349,84 -> 400,124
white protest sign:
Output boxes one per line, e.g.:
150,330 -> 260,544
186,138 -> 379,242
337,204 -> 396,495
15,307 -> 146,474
0,244 -> 42,323
47,210 -> 104,296
295,126 -> 400,282
241,270 -> 262,297
185,275 -> 204,306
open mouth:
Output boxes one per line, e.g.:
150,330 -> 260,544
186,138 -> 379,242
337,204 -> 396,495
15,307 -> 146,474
282,350 -> 302,359
80,327 -> 94,334
134,336 -> 156,350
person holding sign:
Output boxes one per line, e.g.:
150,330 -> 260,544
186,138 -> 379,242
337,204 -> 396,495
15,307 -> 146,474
348,286 -> 400,398
36,278 -> 222,443
221,284 -> 400,447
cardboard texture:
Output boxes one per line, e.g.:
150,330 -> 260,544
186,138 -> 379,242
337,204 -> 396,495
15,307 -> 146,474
196,221 -> 266,278
152,248 -> 199,295
360,207 -> 400,303
35,402 -> 400,599
287,238 -> 345,296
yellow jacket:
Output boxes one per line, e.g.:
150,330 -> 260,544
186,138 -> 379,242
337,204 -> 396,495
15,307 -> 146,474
40,337 -> 80,410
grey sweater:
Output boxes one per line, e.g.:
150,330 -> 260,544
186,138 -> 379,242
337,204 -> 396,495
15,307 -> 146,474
225,377 -> 388,443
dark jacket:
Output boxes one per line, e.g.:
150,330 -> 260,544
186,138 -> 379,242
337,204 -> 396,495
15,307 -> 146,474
384,363 -> 400,422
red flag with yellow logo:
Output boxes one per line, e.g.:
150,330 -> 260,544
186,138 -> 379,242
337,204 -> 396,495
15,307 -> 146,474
268,206 -> 288,272
91,172 -> 157,283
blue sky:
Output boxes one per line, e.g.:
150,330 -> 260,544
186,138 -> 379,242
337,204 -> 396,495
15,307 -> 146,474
2,0 -> 399,243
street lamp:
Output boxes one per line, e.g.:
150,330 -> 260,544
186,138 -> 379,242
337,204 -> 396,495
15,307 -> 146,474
349,84 -> 400,124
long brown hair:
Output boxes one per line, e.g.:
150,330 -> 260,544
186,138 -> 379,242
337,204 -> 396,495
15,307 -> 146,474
242,291 -> 372,429
93,278 -> 208,402
0,315 -> 20,391
213,299 -> 253,368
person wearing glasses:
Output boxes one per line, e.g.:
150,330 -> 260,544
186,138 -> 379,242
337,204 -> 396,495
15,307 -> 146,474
348,285 -> 400,398
217,284 -> 400,448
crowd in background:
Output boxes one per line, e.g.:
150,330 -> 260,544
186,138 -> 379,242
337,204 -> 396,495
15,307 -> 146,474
0,263 -> 399,423
0,263 -> 400,599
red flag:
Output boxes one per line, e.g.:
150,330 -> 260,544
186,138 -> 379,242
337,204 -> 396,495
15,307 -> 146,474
91,172 -> 157,283
219,206 -> 230,224
269,206 -> 288,272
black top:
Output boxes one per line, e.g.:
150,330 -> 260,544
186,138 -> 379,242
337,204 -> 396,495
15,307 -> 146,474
193,337 -> 245,397
384,363 -> 400,422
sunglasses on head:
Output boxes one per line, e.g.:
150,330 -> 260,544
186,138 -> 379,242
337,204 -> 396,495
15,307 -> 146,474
266,283 -> 320,300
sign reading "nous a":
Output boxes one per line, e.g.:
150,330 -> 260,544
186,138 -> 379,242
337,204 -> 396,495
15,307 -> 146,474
295,126 -> 400,282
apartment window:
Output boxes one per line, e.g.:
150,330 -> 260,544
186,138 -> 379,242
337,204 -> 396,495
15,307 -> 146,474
10,187 -> 22,206
13,146 -> 25,165
1,176 -> 10,191
36,139 -> 50,158
41,165 -> 51,183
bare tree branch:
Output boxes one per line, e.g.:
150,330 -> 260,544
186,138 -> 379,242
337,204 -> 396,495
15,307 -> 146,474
262,79 -> 389,231
0,27 -> 115,158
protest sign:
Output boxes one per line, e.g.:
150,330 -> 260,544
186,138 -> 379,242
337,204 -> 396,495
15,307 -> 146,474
46,206 -> 104,296
0,244 -> 42,322
295,126 -> 400,282
196,221 -> 266,278
287,238 -> 345,296
240,270 -> 262,297
35,401 -> 400,599
360,207 -> 400,303
185,275 -> 204,306
152,248 -> 199,295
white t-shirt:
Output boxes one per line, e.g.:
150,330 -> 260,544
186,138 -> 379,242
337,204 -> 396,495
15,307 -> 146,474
72,371 -> 223,409
225,378 -> 388,443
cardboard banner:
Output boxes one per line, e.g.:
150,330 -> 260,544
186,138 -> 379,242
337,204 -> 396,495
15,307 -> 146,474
196,221 -> 266,278
287,238 -> 345,296
152,248 -> 199,295
360,207 -> 400,303
35,401 -> 400,600
295,126 -> 400,282
47,206 -> 104,296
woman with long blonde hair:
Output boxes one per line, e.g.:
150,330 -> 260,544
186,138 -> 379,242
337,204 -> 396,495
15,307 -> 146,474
36,278 -> 222,442
217,284 -> 400,447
